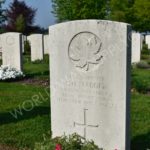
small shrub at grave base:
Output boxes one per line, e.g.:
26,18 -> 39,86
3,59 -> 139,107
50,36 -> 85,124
136,61 -> 150,69
34,133 -> 101,150
0,65 -> 25,81
132,77 -> 150,94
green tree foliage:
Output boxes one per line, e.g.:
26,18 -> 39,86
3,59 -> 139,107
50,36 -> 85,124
104,0 -> 150,32
52,0 -> 108,22
52,0 -> 150,32
5,0 -> 36,34
109,0 -> 129,22
15,14 -> 25,33
131,0 -> 150,32
0,0 -> 6,33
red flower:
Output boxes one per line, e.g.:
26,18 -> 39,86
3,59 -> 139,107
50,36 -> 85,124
55,144 -> 62,150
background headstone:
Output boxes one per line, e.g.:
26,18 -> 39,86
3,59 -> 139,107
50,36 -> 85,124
49,20 -> 131,150
22,35 -> 27,53
44,35 -> 50,54
1,32 -> 22,71
27,34 -> 44,61
146,35 -> 150,49
131,32 -> 141,63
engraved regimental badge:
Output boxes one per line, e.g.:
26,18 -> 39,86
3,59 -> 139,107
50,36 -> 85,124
68,32 -> 103,72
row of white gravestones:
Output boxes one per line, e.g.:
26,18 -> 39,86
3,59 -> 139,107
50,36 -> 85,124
27,34 -> 50,61
1,32 -> 22,71
0,32 -> 49,69
145,35 -> 150,49
131,32 -> 142,63
49,20 -> 131,150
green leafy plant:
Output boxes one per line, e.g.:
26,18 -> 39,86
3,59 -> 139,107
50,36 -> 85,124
34,133 -> 101,150
132,78 -> 150,94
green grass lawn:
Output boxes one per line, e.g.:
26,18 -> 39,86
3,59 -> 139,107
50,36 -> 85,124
131,93 -> 150,150
0,54 -> 150,149
0,55 -> 50,149
23,54 -> 49,80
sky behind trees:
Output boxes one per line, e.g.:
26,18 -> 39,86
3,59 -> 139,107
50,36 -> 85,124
3,0 -> 56,28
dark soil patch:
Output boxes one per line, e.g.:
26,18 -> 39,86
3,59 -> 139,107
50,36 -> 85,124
18,78 -> 49,87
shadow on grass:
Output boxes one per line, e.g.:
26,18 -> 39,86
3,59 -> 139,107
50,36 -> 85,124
131,131 -> 150,150
0,106 -> 50,125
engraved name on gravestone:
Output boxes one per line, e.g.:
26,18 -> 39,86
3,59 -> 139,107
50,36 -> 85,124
27,34 -> 44,61
1,32 -> 22,71
49,20 -> 131,150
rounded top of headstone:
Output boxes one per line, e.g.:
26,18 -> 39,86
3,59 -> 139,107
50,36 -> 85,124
28,34 -> 43,37
49,20 -> 131,30
1,32 -> 22,36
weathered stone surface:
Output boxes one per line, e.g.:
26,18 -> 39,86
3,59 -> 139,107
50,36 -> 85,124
27,34 -> 44,61
1,32 -> 22,70
49,20 -> 131,150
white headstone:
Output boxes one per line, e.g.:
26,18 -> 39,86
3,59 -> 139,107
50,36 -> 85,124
131,32 -> 141,63
146,35 -> 150,49
1,32 -> 22,71
44,35 -> 50,54
49,20 -> 131,150
27,34 -> 44,61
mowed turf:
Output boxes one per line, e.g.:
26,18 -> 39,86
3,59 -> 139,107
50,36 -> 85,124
0,55 -> 50,149
0,55 -> 150,149
131,94 -> 150,150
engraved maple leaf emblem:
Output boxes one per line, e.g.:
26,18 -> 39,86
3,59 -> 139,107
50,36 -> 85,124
69,32 -> 103,71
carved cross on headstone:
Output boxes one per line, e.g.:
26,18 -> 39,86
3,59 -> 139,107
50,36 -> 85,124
74,108 -> 99,138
